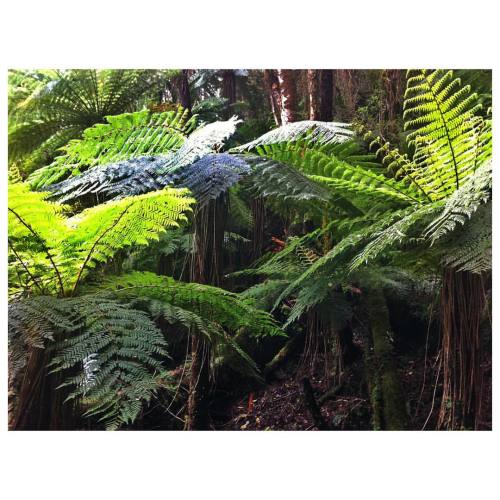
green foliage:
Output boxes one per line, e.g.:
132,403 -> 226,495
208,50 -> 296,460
10,294 -> 172,430
241,70 -> 492,320
232,120 -> 353,151
439,202 -> 491,274
424,161 -> 492,243
403,69 -> 491,199
239,137 -> 424,212
8,181 -> 195,295
28,108 -> 197,189
97,271 -> 284,340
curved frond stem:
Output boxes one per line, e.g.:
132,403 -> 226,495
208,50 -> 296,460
8,207 -> 65,296
8,240 -> 44,293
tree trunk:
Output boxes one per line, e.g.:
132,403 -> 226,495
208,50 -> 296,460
276,69 -> 298,124
307,70 -> 321,120
263,69 -> 282,126
186,196 -> 228,430
319,70 -> 334,121
174,69 -> 192,111
365,288 -> 408,430
380,69 -> 405,138
221,69 -> 236,119
335,70 -> 358,121
438,269 -> 487,429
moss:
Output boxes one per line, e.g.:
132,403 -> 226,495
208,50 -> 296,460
365,288 -> 408,430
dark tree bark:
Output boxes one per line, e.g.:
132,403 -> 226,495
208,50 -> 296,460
186,196 -> 228,430
276,69 -> 298,124
221,69 -> 236,118
302,377 -> 328,429
250,197 -> 265,261
174,69 -> 192,111
319,69 -> 334,121
263,69 -> 282,126
307,70 -> 321,120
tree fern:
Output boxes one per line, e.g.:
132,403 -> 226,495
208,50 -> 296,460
9,70 -> 163,173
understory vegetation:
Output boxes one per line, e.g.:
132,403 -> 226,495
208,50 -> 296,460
8,68 -> 492,430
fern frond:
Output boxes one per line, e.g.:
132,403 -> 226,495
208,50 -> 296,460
241,154 -> 337,205
349,203 -> 441,271
8,182 -> 70,294
48,295 -> 170,430
8,182 -> 194,295
240,141 -> 425,210
232,121 -> 352,152
63,188 -> 195,291
403,69 -> 487,198
28,108 -> 197,189
96,271 -> 284,339
424,160 -> 492,243
48,117 -> 241,202
440,202 -> 491,274
8,296 -> 80,381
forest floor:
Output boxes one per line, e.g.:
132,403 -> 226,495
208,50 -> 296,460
218,351 -> 492,431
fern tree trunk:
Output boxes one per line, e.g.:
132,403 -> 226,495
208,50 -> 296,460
263,69 -> 282,126
364,288 -> 408,430
307,70 -> 321,120
276,69 -> 298,125
438,269 -> 487,429
319,70 -> 334,121
186,195 -> 228,429
10,348 -> 77,430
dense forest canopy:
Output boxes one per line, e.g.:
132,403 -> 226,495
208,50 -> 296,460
7,68 -> 492,431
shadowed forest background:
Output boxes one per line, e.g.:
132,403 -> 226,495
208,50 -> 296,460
7,69 -> 492,430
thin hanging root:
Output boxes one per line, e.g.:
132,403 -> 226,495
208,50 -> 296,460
438,269 -> 487,429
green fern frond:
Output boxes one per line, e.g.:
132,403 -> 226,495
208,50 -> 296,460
440,202 -> 491,274
403,69 -> 488,198
241,141 -> 425,210
8,182 -> 195,296
63,188 -> 195,291
97,271 -> 284,339
48,295 -> 170,430
424,161 -> 492,243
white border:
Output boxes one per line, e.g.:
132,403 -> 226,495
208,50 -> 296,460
1,1 -> 498,498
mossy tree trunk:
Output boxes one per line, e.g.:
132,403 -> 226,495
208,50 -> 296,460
364,288 -> 408,430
